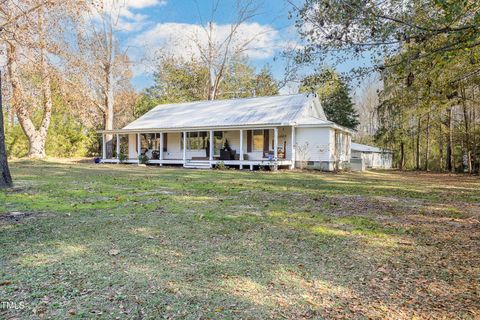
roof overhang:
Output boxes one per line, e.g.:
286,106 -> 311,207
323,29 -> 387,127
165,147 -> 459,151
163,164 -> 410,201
97,121 -> 353,135
297,123 -> 356,135
352,148 -> 394,153
98,122 -> 295,134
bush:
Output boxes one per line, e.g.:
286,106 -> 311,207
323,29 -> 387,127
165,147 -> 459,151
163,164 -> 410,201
138,154 -> 149,164
119,152 -> 128,163
214,161 -> 227,170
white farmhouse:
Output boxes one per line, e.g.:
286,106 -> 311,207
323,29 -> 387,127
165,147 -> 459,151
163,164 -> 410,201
99,93 -> 353,170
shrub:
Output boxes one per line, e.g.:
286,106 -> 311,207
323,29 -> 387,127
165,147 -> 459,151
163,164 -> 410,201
138,154 -> 149,164
214,161 -> 227,170
119,152 -> 128,163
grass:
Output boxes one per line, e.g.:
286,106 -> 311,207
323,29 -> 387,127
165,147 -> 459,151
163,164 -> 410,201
1,160 -> 479,319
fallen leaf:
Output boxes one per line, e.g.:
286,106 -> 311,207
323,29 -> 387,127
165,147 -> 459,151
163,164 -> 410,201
108,249 -> 120,256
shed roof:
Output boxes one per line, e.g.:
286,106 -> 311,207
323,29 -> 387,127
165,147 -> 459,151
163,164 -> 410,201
122,94 -> 335,131
352,142 -> 392,153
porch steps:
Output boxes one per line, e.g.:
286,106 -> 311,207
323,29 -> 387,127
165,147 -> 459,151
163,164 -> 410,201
183,160 -> 212,169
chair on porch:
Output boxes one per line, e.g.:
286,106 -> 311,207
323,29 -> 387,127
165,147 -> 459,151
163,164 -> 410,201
220,149 -> 236,160
264,151 -> 274,160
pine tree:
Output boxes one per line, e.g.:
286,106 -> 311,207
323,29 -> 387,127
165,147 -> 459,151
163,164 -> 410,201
300,69 -> 359,129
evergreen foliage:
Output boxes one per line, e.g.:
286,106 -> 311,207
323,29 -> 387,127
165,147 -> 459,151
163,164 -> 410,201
300,69 -> 359,129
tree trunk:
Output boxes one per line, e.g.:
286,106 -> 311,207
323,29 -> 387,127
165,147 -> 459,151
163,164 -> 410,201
0,70 -> 13,188
446,107 -> 454,172
399,141 -> 405,170
438,120 -> 444,171
3,71 -> 14,129
461,89 -> 472,173
7,43 -> 44,158
208,83 -> 216,101
472,105 -> 478,173
6,8 -> 52,159
34,7 -> 53,158
424,112 -> 430,171
416,117 -> 421,170
104,68 -> 114,158
102,22 -> 115,158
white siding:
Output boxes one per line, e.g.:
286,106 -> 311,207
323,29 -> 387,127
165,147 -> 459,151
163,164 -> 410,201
223,131 -> 241,154
368,152 -> 393,168
128,134 -> 137,159
329,128 -> 336,161
334,130 -> 351,162
352,151 -> 393,169
163,132 -> 182,159
295,127 -> 333,162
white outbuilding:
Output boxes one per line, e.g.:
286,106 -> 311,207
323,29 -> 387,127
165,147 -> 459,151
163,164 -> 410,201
351,142 -> 393,169
99,93 -> 354,170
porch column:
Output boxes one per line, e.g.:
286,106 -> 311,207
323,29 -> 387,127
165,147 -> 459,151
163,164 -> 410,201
137,133 -> 141,163
209,130 -> 214,161
273,127 -> 278,160
291,126 -> 296,169
239,129 -> 244,170
116,134 -> 120,162
102,134 -> 106,160
159,132 -> 164,165
183,131 -> 187,165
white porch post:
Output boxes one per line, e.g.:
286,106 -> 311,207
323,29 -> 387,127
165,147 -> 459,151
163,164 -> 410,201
239,129 -> 244,169
102,134 -> 106,160
137,133 -> 141,163
209,130 -> 214,167
116,134 -> 120,162
159,132 -> 164,166
291,126 -> 296,169
183,131 -> 187,165
273,127 -> 278,159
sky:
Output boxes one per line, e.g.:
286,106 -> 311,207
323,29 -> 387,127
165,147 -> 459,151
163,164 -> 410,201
110,0 -> 370,94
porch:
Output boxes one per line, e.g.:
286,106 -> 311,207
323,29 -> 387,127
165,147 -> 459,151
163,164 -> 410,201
100,126 -> 296,170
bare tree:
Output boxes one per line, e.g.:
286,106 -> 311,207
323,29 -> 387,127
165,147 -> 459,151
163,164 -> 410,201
355,76 -> 381,140
193,0 -> 264,100
0,68 -> 12,188
0,0 -> 58,187
71,1 -> 133,158
8,4 -> 52,158
2,0 -> 90,159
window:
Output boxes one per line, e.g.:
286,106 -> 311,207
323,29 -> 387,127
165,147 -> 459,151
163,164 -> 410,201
213,131 -> 223,156
181,132 -> 208,150
253,130 -> 263,151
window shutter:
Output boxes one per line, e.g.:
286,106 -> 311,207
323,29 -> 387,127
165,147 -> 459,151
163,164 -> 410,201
163,133 -> 168,152
263,129 -> 269,153
247,130 -> 252,152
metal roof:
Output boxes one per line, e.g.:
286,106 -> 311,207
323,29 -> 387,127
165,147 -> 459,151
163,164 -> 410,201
352,142 -> 392,153
122,94 -> 331,131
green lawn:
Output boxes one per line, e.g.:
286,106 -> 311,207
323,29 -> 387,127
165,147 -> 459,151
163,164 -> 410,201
1,160 -> 479,319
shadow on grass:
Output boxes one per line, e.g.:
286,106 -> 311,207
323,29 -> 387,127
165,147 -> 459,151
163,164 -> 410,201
1,161 -> 478,318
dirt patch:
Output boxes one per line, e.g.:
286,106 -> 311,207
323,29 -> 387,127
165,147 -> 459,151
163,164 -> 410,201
0,211 -> 52,225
